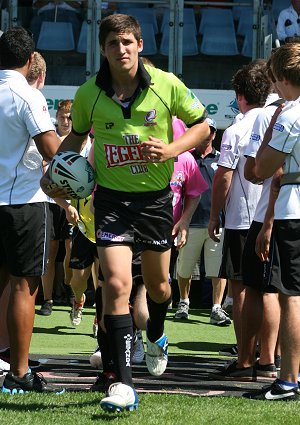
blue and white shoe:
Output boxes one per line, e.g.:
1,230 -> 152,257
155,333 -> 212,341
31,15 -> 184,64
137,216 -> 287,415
146,333 -> 168,376
100,382 -> 138,412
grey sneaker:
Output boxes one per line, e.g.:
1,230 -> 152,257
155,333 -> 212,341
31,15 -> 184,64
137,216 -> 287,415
132,330 -> 145,364
174,301 -> 189,320
210,306 -> 231,326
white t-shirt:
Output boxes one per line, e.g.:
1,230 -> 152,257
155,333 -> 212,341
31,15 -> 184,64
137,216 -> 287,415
0,70 -> 55,205
268,98 -> 300,220
244,101 -> 282,223
218,108 -> 263,229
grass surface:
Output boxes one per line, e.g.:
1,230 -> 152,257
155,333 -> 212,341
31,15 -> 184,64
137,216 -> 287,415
2,307 -> 294,425
31,306 -> 236,357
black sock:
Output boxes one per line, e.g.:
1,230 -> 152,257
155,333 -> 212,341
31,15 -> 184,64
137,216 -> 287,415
146,292 -> 172,343
97,325 -> 115,374
104,314 -> 133,387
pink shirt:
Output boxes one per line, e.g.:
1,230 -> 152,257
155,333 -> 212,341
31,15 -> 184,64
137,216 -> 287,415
170,118 -> 208,224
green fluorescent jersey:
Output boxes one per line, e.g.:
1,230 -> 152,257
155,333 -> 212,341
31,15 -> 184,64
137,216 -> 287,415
71,60 -> 206,193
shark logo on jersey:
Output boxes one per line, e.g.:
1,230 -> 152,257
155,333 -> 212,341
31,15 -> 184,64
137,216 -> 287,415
273,122 -> 284,132
144,109 -> 157,127
250,133 -> 260,142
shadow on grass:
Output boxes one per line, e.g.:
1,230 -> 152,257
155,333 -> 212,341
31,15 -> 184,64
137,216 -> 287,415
32,325 -> 94,338
0,398 -> 99,412
169,341 -> 230,353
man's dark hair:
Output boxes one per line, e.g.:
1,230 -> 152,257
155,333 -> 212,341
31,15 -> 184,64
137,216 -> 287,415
231,59 -> 272,107
0,27 -> 35,69
99,14 -> 142,49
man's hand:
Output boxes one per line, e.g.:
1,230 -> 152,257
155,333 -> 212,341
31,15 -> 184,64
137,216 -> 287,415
255,225 -> 272,262
208,218 -> 221,242
141,137 -> 172,163
40,169 -> 70,199
172,219 -> 189,249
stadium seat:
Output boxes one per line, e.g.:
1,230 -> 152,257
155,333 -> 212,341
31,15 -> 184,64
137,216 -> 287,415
200,26 -> 238,56
77,21 -> 87,53
241,29 -> 253,57
232,0 -> 251,21
160,8 -> 197,33
140,22 -> 157,55
121,7 -> 158,33
37,21 -> 75,51
236,7 -> 253,36
199,8 -> 235,35
118,2 -> 149,12
160,23 -> 198,56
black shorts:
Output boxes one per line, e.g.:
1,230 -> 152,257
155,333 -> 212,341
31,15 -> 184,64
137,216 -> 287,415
0,203 -> 50,277
242,221 -> 279,293
219,228 -> 249,281
272,219 -> 300,295
94,186 -> 173,252
49,203 -> 73,241
69,226 -> 98,269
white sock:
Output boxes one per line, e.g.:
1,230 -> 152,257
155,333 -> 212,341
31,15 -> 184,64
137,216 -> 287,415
224,296 -> 233,305
212,304 -> 221,311
180,298 -> 189,305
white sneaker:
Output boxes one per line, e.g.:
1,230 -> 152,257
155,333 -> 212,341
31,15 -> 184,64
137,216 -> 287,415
132,330 -> 145,364
146,333 -> 168,376
70,294 -> 86,326
89,346 -> 102,369
0,358 -> 10,375
100,382 -> 138,412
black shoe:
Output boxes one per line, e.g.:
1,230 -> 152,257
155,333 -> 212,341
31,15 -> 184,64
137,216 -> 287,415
1,371 -> 65,394
210,359 -> 256,382
218,345 -> 238,357
275,355 -> 281,370
255,360 -> 277,378
244,379 -> 300,401
90,371 -> 117,393
37,300 -> 53,316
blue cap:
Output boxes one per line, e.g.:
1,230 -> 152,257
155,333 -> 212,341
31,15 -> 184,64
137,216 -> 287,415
206,117 -> 217,131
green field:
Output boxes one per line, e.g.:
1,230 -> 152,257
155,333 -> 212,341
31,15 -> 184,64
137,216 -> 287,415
1,307 -> 298,425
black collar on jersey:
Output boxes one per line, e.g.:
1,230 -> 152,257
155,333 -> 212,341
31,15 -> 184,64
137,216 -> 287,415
95,58 -> 152,96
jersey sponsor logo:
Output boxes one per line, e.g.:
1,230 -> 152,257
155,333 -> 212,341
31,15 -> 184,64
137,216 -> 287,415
273,122 -> 284,132
105,122 -> 114,129
144,109 -> 157,127
250,133 -> 260,142
222,144 -> 232,151
130,164 -> 149,175
124,334 -> 133,367
104,143 -> 146,167
136,237 -> 168,246
123,134 -> 139,145
96,230 -> 125,242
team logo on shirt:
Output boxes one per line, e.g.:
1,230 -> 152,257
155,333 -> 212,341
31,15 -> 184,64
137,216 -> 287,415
170,172 -> 184,188
250,133 -> 260,142
144,109 -> 157,127
222,144 -> 232,151
186,89 -> 202,110
273,122 -> 284,132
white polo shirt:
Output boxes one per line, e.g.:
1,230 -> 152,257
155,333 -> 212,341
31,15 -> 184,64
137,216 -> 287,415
218,108 -> 263,230
268,98 -> 300,220
0,70 -> 55,205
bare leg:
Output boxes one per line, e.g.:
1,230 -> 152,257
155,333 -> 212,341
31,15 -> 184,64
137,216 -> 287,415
212,277 -> 227,305
132,285 -> 148,331
64,238 -> 72,286
41,239 -> 59,301
278,294 -> 300,383
0,272 -> 10,350
259,292 -> 280,365
231,279 -> 247,353
8,275 -> 39,377
142,250 -> 171,303
70,266 -> 91,302
177,275 -> 191,300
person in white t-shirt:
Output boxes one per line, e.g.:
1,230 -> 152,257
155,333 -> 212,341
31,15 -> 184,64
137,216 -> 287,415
244,42 -> 300,401
208,59 -> 272,380
0,27 -> 62,394
276,0 -> 300,43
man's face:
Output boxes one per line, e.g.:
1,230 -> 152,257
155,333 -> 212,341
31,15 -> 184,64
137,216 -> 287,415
101,31 -> 143,74
56,110 -> 72,136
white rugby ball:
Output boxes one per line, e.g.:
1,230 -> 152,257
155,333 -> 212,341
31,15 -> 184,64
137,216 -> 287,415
50,151 -> 95,199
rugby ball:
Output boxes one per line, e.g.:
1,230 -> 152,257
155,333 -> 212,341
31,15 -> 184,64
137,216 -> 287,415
50,151 -> 95,199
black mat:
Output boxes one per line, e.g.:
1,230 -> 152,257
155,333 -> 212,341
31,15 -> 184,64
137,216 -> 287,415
1,355 -> 273,397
